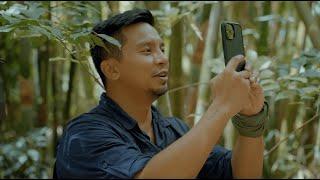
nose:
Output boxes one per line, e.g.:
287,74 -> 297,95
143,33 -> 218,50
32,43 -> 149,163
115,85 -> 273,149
154,51 -> 169,66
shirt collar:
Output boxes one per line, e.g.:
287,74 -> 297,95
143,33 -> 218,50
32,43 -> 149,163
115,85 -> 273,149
98,93 -> 170,130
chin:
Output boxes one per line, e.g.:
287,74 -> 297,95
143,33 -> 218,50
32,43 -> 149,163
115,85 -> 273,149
152,85 -> 168,97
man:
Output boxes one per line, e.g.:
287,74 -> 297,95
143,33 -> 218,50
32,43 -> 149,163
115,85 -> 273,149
54,9 -> 268,179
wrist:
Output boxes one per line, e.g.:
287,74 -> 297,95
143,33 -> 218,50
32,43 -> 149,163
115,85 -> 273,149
210,100 -> 234,120
232,102 -> 269,138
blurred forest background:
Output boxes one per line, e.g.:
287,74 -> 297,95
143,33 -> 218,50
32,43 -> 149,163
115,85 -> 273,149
0,1 -> 319,178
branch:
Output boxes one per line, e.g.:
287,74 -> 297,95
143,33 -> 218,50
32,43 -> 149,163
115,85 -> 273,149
264,113 -> 319,157
167,81 -> 210,94
165,93 -> 173,117
52,34 -> 104,89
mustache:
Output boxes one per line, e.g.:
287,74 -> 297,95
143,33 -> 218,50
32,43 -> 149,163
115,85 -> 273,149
152,69 -> 169,77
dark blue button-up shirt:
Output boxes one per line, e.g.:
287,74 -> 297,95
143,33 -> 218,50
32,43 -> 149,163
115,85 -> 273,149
54,93 -> 233,179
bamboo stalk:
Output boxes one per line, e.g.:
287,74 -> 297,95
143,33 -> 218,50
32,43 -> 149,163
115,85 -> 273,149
185,4 -> 212,127
314,96 -> 320,163
168,2 -> 184,119
63,53 -> 77,125
0,63 -> 5,124
257,1 -> 271,56
294,2 -> 320,49
194,2 -> 222,125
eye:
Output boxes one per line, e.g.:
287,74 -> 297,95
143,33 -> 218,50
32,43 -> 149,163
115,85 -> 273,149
161,47 -> 165,53
141,48 -> 152,54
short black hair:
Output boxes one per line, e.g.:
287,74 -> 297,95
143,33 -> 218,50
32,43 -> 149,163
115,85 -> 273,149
90,9 -> 154,88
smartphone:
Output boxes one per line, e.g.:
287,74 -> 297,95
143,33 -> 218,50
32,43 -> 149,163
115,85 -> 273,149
221,22 -> 246,72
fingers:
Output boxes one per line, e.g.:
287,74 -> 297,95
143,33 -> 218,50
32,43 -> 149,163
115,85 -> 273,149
243,78 -> 251,87
245,61 -> 252,72
226,55 -> 245,71
238,70 -> 251,79
249,71 -> 259,84
250,82 -> 263,91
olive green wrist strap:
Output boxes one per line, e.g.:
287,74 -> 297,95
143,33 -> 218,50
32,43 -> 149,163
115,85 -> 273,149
232,102 -> 269,138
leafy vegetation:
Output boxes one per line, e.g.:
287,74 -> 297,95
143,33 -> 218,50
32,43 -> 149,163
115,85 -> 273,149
0,1 -> 319,178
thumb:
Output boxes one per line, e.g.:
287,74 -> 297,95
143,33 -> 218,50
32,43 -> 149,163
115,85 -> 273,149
226,55 -> 245,71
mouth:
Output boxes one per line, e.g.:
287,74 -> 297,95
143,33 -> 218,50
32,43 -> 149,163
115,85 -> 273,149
156,75 -> 168,81
154,70 -> 169,81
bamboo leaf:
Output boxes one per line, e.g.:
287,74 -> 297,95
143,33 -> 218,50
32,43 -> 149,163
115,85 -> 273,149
301,69 -> 320,78
259,60 -> 272,70
96,33 -> 121,49
70,31 -> 91,41
260,69 -> 274,79
255,14 -> 279,22
275,90 -> 297,102
262,83 -> 280,92
40,25 -> 64,40
260,79 -> 275,86
0,24 -> 14,32
89,34 -> 109,52
300,86 -> 320,95
275,92 -> 289,102
22,2 -> 46,19
27,149 -> 40,162
49,57 -> 81,63
28,25 -> 52,39
278,76 -> 308,83
1,3 -> 27,16
0,13 -> 21,23
190,23 -> 203,41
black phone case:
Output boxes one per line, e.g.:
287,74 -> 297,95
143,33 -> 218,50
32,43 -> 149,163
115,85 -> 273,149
221,22 -> 245,72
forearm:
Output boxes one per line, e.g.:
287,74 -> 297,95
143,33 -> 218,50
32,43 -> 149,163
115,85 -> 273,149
135,102 -> 230,179
231,135 -> 264,178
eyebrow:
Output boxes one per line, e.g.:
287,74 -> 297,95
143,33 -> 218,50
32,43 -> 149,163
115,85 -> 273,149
136,39 -> 164,48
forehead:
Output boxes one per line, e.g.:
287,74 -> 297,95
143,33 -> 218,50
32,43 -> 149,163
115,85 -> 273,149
121,22 -> 162,46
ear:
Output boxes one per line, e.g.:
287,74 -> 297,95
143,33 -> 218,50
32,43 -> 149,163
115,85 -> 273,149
100,58 -> 120,80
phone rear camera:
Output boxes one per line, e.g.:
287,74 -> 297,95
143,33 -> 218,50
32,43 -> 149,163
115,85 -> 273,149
226,24 -> 234,40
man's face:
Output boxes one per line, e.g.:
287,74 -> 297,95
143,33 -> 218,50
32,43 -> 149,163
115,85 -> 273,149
117,22 -> 169,99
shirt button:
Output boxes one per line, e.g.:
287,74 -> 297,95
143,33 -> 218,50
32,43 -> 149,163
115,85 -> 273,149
102,160 -> 108,169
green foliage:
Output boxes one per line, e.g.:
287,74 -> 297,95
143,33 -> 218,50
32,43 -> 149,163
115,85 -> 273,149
251,48 -> 320,103
252,48 -> 320,178
0,1 -> 320,179
0,1 -> 119,61
0,127 -> 52,179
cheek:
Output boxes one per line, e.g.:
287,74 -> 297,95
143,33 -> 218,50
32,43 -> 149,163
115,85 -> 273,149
121,53 -> 154,85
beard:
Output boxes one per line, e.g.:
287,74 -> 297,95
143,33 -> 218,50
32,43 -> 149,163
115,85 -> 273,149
151,83 -> 168,98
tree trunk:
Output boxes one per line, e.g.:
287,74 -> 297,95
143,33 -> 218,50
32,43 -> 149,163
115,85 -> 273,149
37,3 -> 51,127
270,2 -> 285,56
144,1 -> 160,10
107,1 -> 119,16
63,54 -> 77,125
257,1 -> 271,55
185,4 -> 212,127
194,2 -> 223,124
294,1 -> 320,49
301,97 -> 317,164
168,2 -> 184,119
314,95 -> 320,165
0,61 -> 5,125
0,33 -> 6,126
19,38 -> 34,132
37,39 -> 50,127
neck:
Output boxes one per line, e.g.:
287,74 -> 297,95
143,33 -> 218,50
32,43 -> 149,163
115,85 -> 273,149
106,83 -> 155,128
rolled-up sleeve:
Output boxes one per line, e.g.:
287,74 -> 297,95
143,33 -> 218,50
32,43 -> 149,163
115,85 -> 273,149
197,146 -> 233,179
56,121 -> 153,179
98,137 -> 153,178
